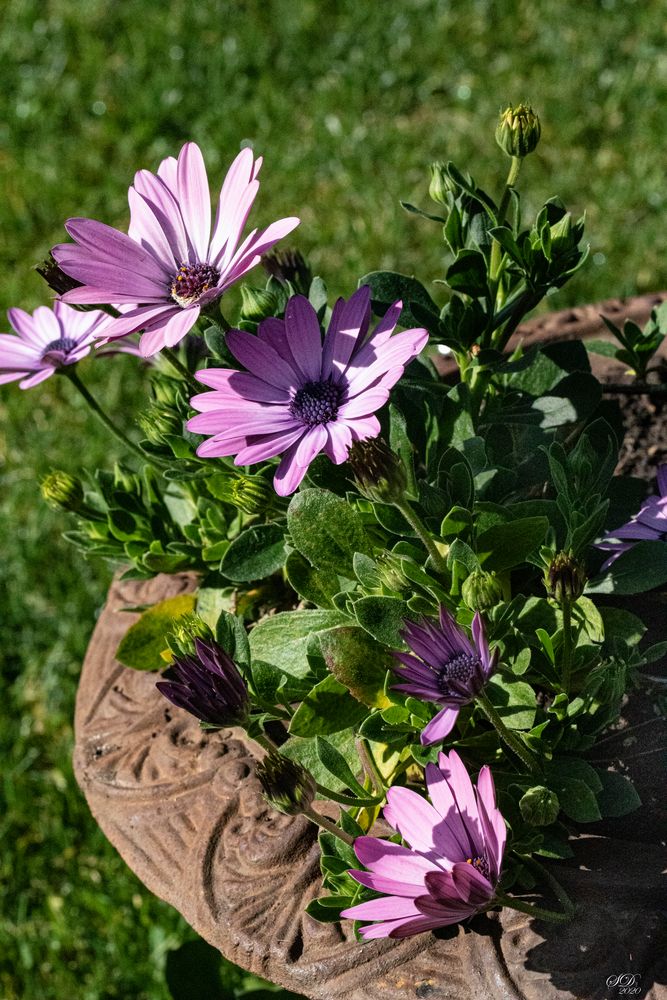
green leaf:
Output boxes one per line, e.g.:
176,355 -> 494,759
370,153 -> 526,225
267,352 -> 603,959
288,675 -> 368,737
594,769 -> 641,817
315,737 -> 367,796
319,626 -> 392,708
219,523 -> 286,582
586,540 -> 667,594
354,596 -> 410,646
550,777 -> 601,823
358,270 -> 439,327
281,728 -> 359,792
476,516 -> 548,572
249,610 -> 349,678
445,249 -> 489,297
195,587 -> 232,630
573,597 -> 604,642
486,675 -> 536,730
598,606 -> 646,646
116,594 -> 196,671
287,488 -> 372,576
285,551 -> 338,608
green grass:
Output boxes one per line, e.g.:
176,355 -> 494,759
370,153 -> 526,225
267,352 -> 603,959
1,1 -> 667,996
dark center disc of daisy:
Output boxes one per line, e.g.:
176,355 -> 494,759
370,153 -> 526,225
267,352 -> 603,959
437,651 -> 480,696
466,855 -> 491,881
170,262 -> 221,308
290,380 -> 341,426
41,337 -> 77,360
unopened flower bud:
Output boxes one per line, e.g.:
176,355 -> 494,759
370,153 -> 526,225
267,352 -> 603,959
545,551 -> 586,603
113,464 -> 138,492
138,403 -> 183,444
35,254 -> 82,296
262,248 -> 312,294
519,785 -> 560,826
240,284 -> 279,322
495,104 -> 541,159
376,552 -> 409,594
461,570 -> 504,611
256,753 -> 316,816
41,470 -> 85,513
207,473 -> 274,515
348,437 -> 407,504
549,212 -> 573,253
168,613 -> 214,658
428,162 -> 453,205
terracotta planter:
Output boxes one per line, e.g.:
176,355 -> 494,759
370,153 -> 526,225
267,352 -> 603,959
74,297 -> 667,1000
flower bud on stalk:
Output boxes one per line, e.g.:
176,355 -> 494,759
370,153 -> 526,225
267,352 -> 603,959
545,551 -> 586,603
519,785 -> 560,826
240,284 -> 280,322
41,470 -> 85,513
261,248 -> 312,294
461,570 -> 504,611
168,613 -> 214,658
495,104 -> 541,159
156,637 -> 250,730
256,753 -> 317,816
138,403 -> 183,444
428,162 -> 454,205
207,473 -> 274,515
376,552 -> 410,594
348,437 -> 407,504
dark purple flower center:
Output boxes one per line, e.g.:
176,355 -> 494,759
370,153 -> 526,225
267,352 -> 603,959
466,855 -> 491,882
290,379 -> 341,427
41,337 -> 77,363
171,262 -> 221,308
437,651 -> 480,696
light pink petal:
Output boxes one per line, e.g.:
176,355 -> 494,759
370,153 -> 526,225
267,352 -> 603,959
195,368 -> 290,403
196,434 -> 250,458
163,305 -> 200,347
385,786 -> 447,854
294,424 -> 327,467
420,706 -> 460,746
438,751 -> 484,857
215,179 -> 260,271
363,916 -> 446,940
55,254 -> 166,300
128,187 -> 179,272
19,368 -> 54,388
324,422 -> 352,464
234,426 -> 304,465
345,414 -> 381,441
156,155 -> 178,194
209,149 -> 256,262
220,216 -> 300,277
353,836 -> 440,881
337,388 -> 390,419
349,869 -> 424,898
60,285 -> 158,306
6,308 -> 43,348
324,285 -> 372,375
340,896 -> 422,922
368,299 -> 402,347
450,862 -> 494,906
61,218 -> 171,282
284,296 -> 323,381
132,168 -> 189,263
176,142 -> 211,262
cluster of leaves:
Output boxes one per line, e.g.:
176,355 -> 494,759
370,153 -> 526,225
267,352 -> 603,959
587,301 -> 667,382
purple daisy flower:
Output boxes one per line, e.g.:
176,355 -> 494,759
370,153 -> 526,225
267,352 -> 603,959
341,749 -> 506,939
393,607 -> 498,746
156,637 -> 250,729
596,466 -> 667,570
52,143 -> 300,357
186,287 -> 428,496
0,300 -> 112,389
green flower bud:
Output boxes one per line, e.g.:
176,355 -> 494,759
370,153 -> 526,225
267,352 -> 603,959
461,570 -> 504,611
519,785 -> 560,826
40,470 -> 85,513
375,552 -> 410,595
150,374 -> 185,408
348,437 -> 407,504
168,613 -> 214,658
207,474 -> 274,515
549,212 -> 574,253
240,284 -> 280,322
428,162 -> 453,205
137,403 -> 183,444
113,464 -> 139,493
256,753 -> 316,816
545,551 -> 586,603
495,103 -> 541,159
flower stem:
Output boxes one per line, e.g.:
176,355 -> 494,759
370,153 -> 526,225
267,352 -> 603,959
394,498 -> 448,575
251,730 -> 280,754
561,598 -> 573,694
489,156 -> 522,285
161,348 -> 201,392
356,738 -> 386,795
495,891 -> 575,924
476,693 -> 539,774
63,368 -> 149,464
303,806 -> 355,846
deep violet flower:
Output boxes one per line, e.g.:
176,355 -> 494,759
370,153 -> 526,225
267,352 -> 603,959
595,466 -> 667,570
156,637 -> 249,729
0,300 -> 112,389
341,749 -> 506,939
53,143 -> 299,357
393,607 -> 498,745
186,287 -> 429,496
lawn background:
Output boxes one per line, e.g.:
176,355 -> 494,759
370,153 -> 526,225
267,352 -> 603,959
1,1 -> 666,997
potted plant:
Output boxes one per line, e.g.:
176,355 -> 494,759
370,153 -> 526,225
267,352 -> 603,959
5,105 -> 666,999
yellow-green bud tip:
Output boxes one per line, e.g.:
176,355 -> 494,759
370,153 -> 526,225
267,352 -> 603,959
461,570 -> 504,611
40,470 -> 85,513
168,613 -> 214,657
495,103 -> 541,159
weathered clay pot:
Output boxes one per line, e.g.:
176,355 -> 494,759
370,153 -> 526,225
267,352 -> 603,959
74,297 -> 667,1000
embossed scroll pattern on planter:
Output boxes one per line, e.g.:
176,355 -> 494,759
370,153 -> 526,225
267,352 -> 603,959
74,572 -> 666,1000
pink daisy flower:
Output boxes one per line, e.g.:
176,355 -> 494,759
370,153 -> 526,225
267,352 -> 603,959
0,300 -> 112,389
341,750 -> 506,939
186,286 -> 429,496
52,143 -> 299,357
